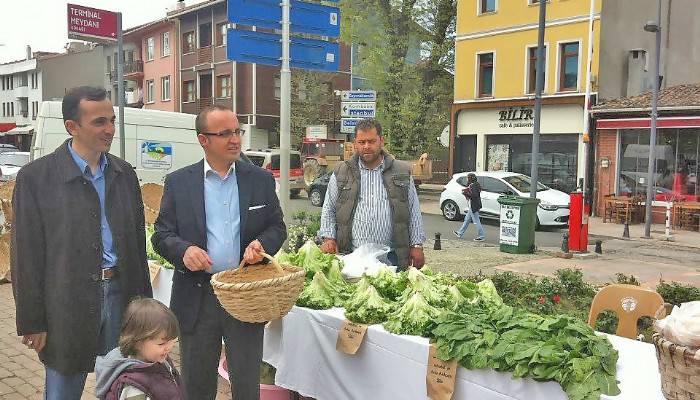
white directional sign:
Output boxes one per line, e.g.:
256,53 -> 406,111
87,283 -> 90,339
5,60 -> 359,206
341,102 -> 376,118
340,90 -> 376,102
340,118 -> 363,134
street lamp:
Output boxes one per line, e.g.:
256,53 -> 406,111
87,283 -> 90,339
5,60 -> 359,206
643,0 -> 662,239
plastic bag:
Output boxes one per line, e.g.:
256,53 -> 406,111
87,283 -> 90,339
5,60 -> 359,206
654,301 -> 700,349
340,243 -> 395,279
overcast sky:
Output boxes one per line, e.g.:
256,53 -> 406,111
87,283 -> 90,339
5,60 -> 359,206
0,0 -> 207,63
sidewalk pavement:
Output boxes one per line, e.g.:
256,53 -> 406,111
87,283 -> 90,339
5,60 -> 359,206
587,216 -> 700,249
0,284 -> 232,400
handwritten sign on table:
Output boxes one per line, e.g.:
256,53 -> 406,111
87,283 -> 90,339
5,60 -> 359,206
336,320 -> 368,355
426,344 -> 458,400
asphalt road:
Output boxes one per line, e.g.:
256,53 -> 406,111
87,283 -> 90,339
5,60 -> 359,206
287,191 -> 569,249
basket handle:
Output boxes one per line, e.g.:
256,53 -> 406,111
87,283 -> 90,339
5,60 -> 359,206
237,252 -> 284,273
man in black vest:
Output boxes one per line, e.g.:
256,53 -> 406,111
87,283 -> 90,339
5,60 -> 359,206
318,118 -> 425,270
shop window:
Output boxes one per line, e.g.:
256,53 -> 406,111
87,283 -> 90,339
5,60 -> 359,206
559,42 -> 579,91
478,52 -> 494,98
619,129 -> 699,202
486,134 -> 578,193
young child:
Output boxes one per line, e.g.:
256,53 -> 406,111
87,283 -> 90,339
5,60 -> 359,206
95,298 -> 184,400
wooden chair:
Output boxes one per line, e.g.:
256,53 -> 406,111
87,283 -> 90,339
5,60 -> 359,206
588,284 -> 665,339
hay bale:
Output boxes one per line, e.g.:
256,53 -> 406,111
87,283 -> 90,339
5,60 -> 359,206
0,181 -> 15,201
141,183 -> 164,225
0,232 -> 10,283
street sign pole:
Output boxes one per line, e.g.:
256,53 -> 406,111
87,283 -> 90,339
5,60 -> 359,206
279,0 -> 291,220
529,0 -> 546,199
117,12 -> 125,159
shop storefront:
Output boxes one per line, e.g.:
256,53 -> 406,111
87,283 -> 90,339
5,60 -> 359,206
450,98 -> 586,193
592,84 -> 700,222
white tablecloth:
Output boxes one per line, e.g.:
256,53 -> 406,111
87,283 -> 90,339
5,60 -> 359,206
263,306 -> 665,400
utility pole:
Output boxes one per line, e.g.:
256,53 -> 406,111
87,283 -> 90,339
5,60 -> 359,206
279,0 -> 291,220
117,12 -> 125,159
643,0 -> 662,238
529,0 -> 547,198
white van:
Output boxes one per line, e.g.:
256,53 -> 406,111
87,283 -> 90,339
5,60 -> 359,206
32,101 -> 264,184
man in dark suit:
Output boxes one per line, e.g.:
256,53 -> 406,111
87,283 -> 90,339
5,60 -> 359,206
152,105 -> 286,400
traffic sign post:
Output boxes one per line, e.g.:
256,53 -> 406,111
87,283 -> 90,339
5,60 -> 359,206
226,29 -> 339,72
340,90 -> 376,102
341,102 -> 376,118
67,3 -> 124,159
227,0 -> 341,220
340,118 -> 363,134
339,90 -> 376,137
228,0 -> 340,37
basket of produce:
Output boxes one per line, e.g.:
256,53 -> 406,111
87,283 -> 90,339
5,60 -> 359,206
211,253 -> 305,323
652,301 -> 700,399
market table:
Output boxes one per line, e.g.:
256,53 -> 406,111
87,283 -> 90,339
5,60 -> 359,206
262,306 -> 665,400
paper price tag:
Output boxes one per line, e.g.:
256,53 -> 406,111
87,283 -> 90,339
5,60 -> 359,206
148,261 -> 161,283
336,320 -> 368,355
426,344 -> 458,400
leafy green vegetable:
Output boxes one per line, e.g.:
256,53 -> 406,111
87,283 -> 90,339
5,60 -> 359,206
145,225 -> 173,269
369,266 -> 408,300
432,304 -> 620,400
476,279 -> 503,308
296,271 -> 337,310
344,282 -> 394,325
400,267 -> 450,308
384,291 -> 442,336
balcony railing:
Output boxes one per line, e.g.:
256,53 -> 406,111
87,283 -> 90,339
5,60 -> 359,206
196,97 -> 213,113
198,46 -> 213,65
110,60 -> 144,83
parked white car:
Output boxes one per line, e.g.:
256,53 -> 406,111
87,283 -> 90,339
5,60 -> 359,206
439,171 -> 570,227
0,151 -> 30,181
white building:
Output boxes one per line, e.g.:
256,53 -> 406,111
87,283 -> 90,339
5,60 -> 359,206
0,44 -> 105,150
0,46 -> 43,147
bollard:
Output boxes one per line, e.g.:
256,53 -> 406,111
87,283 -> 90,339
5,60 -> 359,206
664,202 -> 674,240
433,232 -> 442,250
595,240 -> 603,254
622,222 -> 630,240
561,232 -> 569,253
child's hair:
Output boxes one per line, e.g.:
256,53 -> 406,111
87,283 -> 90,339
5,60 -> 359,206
119,297 -> 180,357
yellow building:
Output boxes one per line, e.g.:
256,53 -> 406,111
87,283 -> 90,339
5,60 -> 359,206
450,0 -> 601,194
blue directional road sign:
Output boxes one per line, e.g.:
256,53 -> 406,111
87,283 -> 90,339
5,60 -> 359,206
227,29 -> 339,72
228,0 -> 340,38
341,102 -> 376,118
341,90 -> 377,102
340,118 -> 363,134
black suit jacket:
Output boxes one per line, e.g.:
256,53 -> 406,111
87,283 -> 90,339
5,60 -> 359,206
151,159 -> 286,332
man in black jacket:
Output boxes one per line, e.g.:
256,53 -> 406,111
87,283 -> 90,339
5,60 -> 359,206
152,105 -> 286,400
454,172 -> 486,241
11,86 -> 152,399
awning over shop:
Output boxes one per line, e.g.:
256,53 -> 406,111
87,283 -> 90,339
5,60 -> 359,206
596,116 -> 700,130
0,123 -> 16,133
5,125 -> 34,136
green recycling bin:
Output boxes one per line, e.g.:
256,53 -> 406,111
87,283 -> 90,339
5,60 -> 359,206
497,195 -> 540,254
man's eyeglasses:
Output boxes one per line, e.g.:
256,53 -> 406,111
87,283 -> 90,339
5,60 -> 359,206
199,128 -> 244,138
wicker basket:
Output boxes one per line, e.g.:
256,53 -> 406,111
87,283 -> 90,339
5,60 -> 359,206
652,333 -> 700,400
211,253 -> 305,323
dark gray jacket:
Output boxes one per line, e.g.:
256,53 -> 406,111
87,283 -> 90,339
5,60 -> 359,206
151,159 -> 286,333
11,139 -> 152,374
